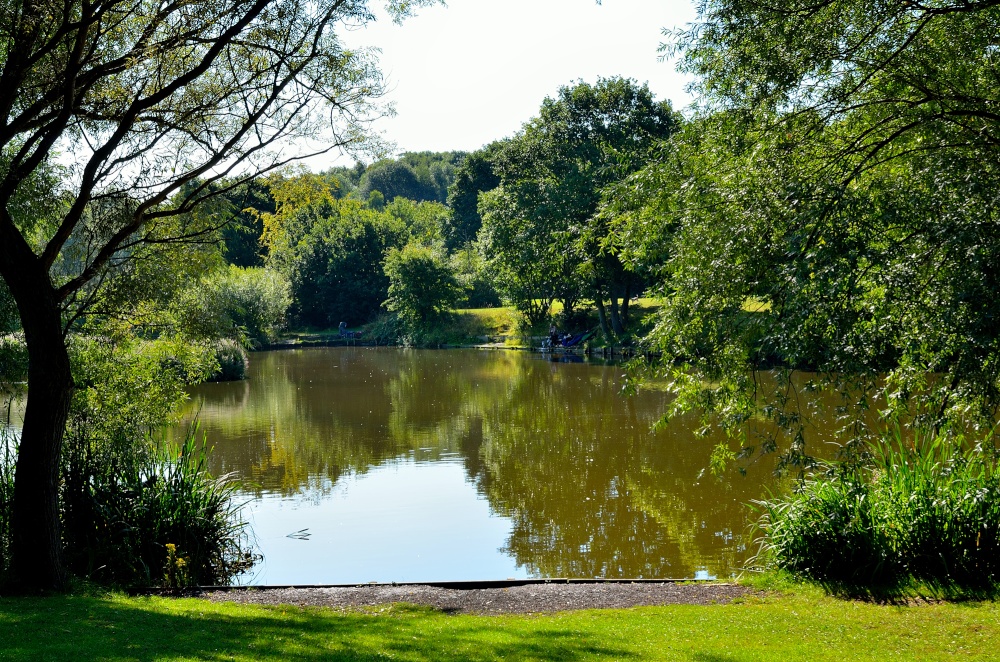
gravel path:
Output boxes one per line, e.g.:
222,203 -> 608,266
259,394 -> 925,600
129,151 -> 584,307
196,582 -> 759,615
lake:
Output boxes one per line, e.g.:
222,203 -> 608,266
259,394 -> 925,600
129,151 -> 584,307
174,347 -> 810,585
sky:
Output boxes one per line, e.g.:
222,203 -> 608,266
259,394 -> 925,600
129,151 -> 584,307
328,0 -> 699,165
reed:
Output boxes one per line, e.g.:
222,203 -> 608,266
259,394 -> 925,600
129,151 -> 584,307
758,427 -> 1000,589
63,428 -> 257,587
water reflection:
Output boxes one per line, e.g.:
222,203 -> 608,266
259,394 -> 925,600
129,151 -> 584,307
176,348 -> 802,583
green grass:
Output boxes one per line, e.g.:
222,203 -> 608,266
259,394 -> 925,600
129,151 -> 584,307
2,585 -> 999,660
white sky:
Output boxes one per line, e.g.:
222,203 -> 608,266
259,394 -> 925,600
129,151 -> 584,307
326,0 -> 699,165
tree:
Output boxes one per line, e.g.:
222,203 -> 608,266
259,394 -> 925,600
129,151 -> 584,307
617,1 -> 1000,464
0,0 -> 436,590
383,241 -> 464,328
267,197 -> 409,326
357,160 -> 429,203
444,144 -> 501,251
479,78 -> 678,334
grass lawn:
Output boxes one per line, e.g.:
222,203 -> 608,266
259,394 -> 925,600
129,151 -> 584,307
1,585 -> 998,661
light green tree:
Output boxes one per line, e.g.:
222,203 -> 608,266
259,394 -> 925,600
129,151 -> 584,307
383,241 -> 465,329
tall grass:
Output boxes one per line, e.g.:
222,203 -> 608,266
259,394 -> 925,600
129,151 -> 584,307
62,429 -> 257,587
0,403 -> 16,577
758,427 -> 1000,589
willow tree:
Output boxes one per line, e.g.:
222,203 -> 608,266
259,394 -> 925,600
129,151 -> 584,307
0,0 -> 434,591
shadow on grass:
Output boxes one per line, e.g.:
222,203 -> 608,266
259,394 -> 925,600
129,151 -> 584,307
0,595 -> 636,661
817,579 -> 1000,605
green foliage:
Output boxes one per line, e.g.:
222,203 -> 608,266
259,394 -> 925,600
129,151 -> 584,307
69,337 -> 214,441
615,0 -> 1000,460
383,197 -> 449,245
0,282 -> 17,334
480,78 -> 677,332
450,247 -> 501,308
63,431 -> 256,587
444,145 -> 501,250
356,152 -> 465,205
208,339 -> 249,382
383,242 -> 465,330
0,334 -> 26,384
267,198 -> 409,327
57,337 -> 253,586
220,179 -> 274,268
759,429 -> 1000,590
174,265 -> 292,347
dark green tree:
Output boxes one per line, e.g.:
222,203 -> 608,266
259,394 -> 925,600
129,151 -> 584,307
268,198 -> 409,327
357,160 -> 431,203
444,144 -> 501,251
480,78 -> 679,334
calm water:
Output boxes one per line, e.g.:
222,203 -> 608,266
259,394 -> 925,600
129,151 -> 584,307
174,347 -> 814,585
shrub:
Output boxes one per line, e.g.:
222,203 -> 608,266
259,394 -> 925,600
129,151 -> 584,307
758,428 -> 1000,589
63,431 -> 257,587
383,242 -> 465,328
57,336 -> 254,587
176,265 -> 291,347
208,339 -> 249,382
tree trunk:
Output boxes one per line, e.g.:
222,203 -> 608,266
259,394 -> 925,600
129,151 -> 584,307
594,297 -> 612,342
0,238 -> 72,592
10,312 -> 72,592
608,292 -> 625,336
621,282 -> 631,327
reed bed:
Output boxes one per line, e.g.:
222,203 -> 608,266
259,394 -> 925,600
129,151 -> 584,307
758,428 -> 1000,590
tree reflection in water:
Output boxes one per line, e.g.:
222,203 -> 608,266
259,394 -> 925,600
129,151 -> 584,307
176,348 -> 838,580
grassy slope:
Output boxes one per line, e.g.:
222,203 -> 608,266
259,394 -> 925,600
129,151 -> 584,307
2,586 -> 997,661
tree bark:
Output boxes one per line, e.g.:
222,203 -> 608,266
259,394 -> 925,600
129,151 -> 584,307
594,297 -> 612,342
0,234 -> 72,592
10,305 -> 72,592
608,291 -> 625,336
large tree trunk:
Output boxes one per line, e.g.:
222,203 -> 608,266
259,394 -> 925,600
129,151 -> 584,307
11,303 -> 72,592
0,237 -> 72,592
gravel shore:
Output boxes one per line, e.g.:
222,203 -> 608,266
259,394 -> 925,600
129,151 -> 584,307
196,581 -> 759,615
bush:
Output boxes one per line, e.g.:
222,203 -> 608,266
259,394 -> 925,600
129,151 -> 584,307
208,339 -> 249,382
383,242 -> 465,328
758,428 -> 1000,589
63,431 -> 257,587
57,336 -> 254,587
176,265 -> 291,347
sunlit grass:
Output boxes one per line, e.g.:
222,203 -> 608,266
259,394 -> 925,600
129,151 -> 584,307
742,298 -> 772,313
1,586 -> 998,660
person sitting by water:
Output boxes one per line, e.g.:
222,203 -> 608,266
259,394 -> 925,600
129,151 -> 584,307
338,321 -> 348,337
548,325 -> 560,349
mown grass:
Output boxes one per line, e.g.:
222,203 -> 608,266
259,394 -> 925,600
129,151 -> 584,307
1,583 -> 998,661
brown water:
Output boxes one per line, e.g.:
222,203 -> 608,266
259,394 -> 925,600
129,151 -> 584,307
175,347 -> 835,585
